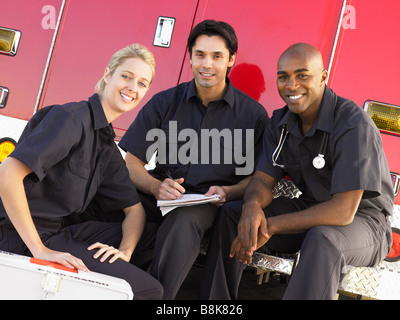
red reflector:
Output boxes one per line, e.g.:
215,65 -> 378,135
30,257 -> 78,273
385,228 -> 400,262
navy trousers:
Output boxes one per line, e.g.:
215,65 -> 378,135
0,220 -> 163,300
138,190 -> 219,299
199,197 -> 392,300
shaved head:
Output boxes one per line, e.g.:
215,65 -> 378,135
276,43 -> 328,132
278,43 -> 325,71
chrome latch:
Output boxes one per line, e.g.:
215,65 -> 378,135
0,86 -> 9,108
391,172 -> 400,197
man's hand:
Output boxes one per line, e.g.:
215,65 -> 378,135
229,230 -> 269,264
236,201 -> 270,260
205,186 -> 227,206
154,177 -> 185,200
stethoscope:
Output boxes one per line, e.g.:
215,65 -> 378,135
272,125 -> 329,170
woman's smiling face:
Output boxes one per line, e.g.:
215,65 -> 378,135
101,57 -> 153,122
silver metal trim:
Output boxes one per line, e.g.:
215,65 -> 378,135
33,0 -> 66,114
327,0 -> 347,81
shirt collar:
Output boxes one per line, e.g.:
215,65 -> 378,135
186,78 -> 235,108
278,86 -> 337,136
88,94 -> 116,137
313,86 -> 337,133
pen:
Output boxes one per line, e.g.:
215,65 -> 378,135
164,168 -> 174,180
165,169 -> 183,195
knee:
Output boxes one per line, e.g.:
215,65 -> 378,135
134,278 -> 164,300
166,209 -> 202,234
220,200 -> 243,225
302,226 -> 341,253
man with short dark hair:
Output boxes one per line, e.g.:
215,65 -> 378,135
119,20 -> 269,299
199,43 -> 393,300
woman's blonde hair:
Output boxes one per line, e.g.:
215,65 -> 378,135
96,43 -> 156,96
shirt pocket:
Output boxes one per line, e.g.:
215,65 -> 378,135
281,153 -> 300,179
206,139 -> 236,178
68,156 -> 90,179
316,166 -> 332,178
163,131 -> 193,166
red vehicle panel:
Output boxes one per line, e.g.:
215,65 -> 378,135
0,0 -> 63,120
329,0 -> 400,203
39,0 -> 199,139
1,0 -> 399,205
179,0 -> 344,116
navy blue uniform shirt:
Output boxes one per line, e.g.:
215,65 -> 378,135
257,86 -> 394,217
0,94 -> 140,230
119,78 -> 269,193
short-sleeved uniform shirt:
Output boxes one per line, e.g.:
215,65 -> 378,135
257,86 -> 394,217
0,94 -> 140,231
119,79 -> 269,193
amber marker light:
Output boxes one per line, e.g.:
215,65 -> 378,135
0,138 -> 16,163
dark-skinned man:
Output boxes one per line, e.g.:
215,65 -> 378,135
199,43 -> 393,300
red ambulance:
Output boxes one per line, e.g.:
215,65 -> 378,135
1,0 -> 400,299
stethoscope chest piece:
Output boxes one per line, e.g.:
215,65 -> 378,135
312,154 -> 325,169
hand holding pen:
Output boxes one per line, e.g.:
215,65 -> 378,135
154,169 -> 185,200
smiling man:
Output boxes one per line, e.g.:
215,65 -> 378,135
199,43 -> 394,300
276,44 -> 327,134
118,20 -> 269,299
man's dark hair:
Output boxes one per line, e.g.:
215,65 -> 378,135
187,20 -> 238,74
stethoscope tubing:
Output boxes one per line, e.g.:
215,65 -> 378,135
272,125 -> 329,170
271,94 -> 336,170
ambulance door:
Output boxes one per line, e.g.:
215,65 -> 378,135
179,0 -> 344,115
39,0 -> 199,139
0,0 -> 64,139
329,0 -> 400,203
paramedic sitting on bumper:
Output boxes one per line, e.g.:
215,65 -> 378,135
118,20 -> 269,299
199,43 -> 394,300
0,44 -> 163,299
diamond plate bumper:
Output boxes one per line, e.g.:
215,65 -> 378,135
249,252 -> 298,276
338,260 -> 400,299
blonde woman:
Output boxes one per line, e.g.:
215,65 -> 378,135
0,44 -> 163,299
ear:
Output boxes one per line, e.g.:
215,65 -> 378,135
228,53 -> 236,67
103,67 -> 111,84
320,69 -> 328,86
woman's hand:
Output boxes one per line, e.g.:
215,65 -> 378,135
87,242 -> 131,263
34,247 -> 89,272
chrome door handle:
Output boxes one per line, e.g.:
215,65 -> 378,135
0,86 -> 9,108
153,17 -> 175,48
